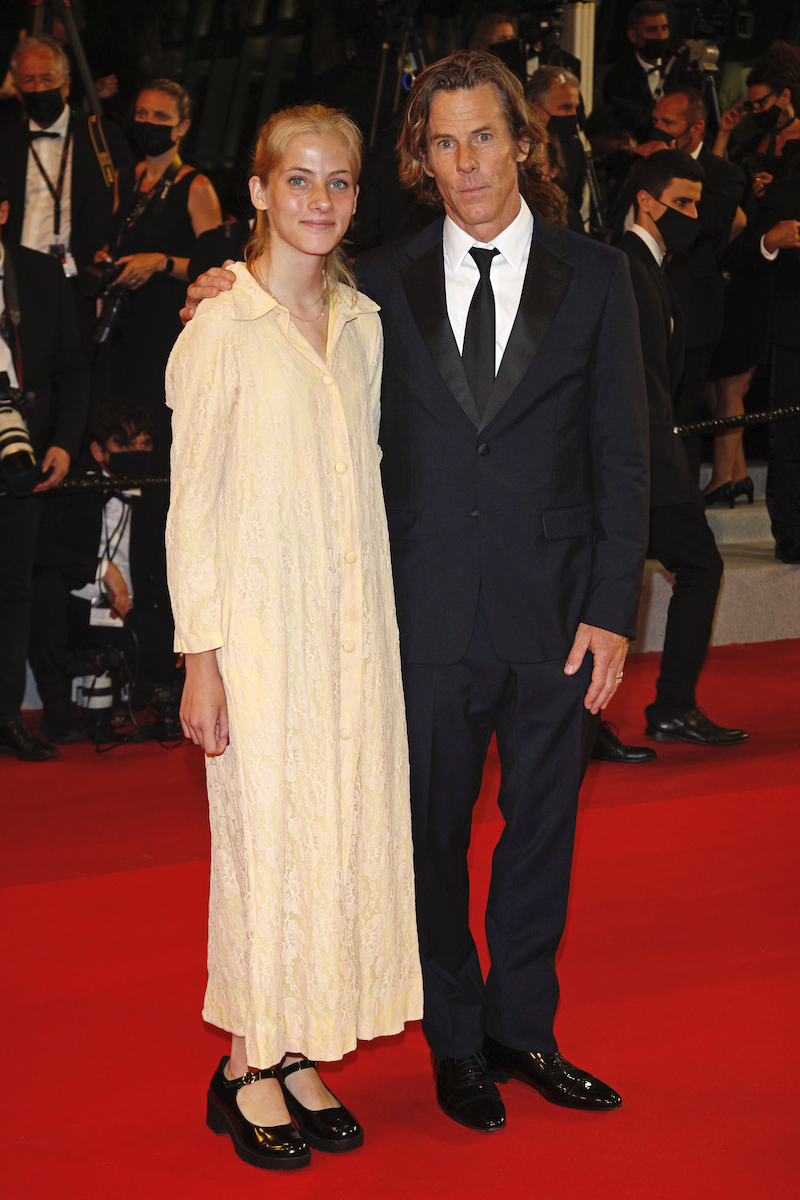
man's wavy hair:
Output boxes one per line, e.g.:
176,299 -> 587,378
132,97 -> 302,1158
397,50 -> 546,207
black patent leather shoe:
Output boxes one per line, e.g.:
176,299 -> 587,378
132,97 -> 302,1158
434,1052 -> 506,1132
645,707 -> 748,746
732,475 -> 754,504
281,1058 -> 363,1152
0,717 -> 59,762
591,721 -> 657,763
206,1057 -> 311,1170
483,1034 -> 621,1111
703,481 -> 734,508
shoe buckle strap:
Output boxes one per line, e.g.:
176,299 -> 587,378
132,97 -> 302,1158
281,1058 -> 318,1079
225,1065 -> 279,1089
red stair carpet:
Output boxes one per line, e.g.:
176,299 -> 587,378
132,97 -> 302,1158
2,640 -> 798,1199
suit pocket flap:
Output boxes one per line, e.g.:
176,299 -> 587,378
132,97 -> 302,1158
386,508 -> 419,540
542,504 -> 594,540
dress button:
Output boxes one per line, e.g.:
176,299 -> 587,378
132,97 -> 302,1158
323,375 -> 335,385
339,728 -> 351,740
343,640 -> 355,652
345,551 -> 357,563
477,443 -> 490,456
335,462 -> 347,473
470,506 -> 479,518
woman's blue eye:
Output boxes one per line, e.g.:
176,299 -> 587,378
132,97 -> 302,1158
330,180 -> 348,190
288,176 -> 306,186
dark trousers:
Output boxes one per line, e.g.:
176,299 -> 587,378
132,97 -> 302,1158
402,592 -> 597,1060
673,345 -> 716,481
647,497 -> 723,722
28,565 -> 178,703
767,344 -> 800,555
0,496 -> 42,725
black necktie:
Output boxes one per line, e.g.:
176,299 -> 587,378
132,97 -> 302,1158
29,130 -> 60,140
462,247 -> 499,418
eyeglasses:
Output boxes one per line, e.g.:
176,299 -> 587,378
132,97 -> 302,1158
744,91 -> 778,114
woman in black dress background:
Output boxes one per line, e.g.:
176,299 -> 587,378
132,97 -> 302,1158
93,79 -> 222,472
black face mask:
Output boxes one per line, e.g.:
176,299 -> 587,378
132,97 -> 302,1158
22,87 -> 65,128
654,202 -> 700,255
752,104 -> 782,132
547,113 -> 579,142
133,120 -> 178,158
640,37 -> 669,63
108,449 -> 153,480
649,125 -> 677,147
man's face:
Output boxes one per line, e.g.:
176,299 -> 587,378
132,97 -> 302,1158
14,47 -> 70,104
654,94 -> 704,153
537,80 -> 580,121
90,428 -> 153,471
638,175 -> 703,226
424,83 -> 528,242
628,13 -> 670,58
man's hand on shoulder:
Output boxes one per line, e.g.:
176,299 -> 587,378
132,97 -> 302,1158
564,622 -> 629,714
180,261 -> 236,328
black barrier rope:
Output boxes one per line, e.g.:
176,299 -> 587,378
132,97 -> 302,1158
673,405 -> 800,436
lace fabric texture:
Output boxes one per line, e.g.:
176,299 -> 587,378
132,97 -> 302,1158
165,264 -> 422,1067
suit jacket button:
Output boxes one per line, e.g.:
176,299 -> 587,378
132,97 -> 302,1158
470,506 -> 479,518
477,443 -> 490,455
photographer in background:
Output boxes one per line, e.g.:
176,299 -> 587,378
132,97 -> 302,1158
0,35 -> 132,346
0,173 -> 89,762
28,399 -> 178,743
91,79 -> 221,475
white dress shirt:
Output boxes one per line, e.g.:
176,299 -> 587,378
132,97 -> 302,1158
21,104 -> 78,277
72,487 -> 137,627
443,197 -> 534,375
0,244 -> 20,388
636,50 -> 664,98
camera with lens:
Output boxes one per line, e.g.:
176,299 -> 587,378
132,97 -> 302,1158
0,373 -> 39,496
514,1 -> 565,53
83,258 -> 130,346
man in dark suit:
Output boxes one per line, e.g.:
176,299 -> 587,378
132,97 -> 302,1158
355,52 -> 651,1131
0,174 -> 89,761
28,400 -> 177,743
603,1 -> 672,139
0,33 -> 132,344
652,87 -> 746,479
526,64 -> 586,212
757,176 -> 800,563
184,51 -> 650,1133
620,150 -> 748,749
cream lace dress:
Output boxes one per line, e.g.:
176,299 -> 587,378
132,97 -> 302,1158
165,263 -> 422,1068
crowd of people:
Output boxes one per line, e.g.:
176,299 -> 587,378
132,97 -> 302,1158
0,2 -> 798,1168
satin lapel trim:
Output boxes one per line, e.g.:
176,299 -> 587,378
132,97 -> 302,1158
480,238 -> 573,431
400,242 -> 482,429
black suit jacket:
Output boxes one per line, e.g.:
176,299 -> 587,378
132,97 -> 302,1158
666,148 -> 745,349
3,242 -> 89,458
621,230 -> 696,507
757,174 -> 800,349
602,49 -> 657,137
0,108 -> 133,277
356,213 -> 650,665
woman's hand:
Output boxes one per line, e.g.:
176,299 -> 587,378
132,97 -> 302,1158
720,102 -> 746,135
115,252 -> 169,290
181,650 -> 229,755
752,171 -> 773,198
93,245 -> 112,264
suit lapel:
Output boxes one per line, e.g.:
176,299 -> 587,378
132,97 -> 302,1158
480,234 -> 572,431
401,239 -> 481,429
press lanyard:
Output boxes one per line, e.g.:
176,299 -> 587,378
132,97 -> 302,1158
114,155 -> 182,254
29,117 -> 73,239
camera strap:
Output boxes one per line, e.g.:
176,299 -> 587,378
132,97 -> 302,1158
88,114 -> 116,189
113,155 -> 182,255
28,115 -> 74,240
0,248 -> 24,391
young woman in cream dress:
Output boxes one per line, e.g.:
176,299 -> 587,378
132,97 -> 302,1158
165,105 -> 422,1171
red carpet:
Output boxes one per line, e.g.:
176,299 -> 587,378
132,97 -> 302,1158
2,641 -> 799,1198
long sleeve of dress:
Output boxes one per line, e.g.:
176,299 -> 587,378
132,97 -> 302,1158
165,299 -> 239,653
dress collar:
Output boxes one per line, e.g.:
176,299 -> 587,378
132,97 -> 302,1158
229,261 -> 379,323
444,196 -> 534,275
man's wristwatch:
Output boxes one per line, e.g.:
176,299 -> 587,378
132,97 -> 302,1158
163,256 -> 175,274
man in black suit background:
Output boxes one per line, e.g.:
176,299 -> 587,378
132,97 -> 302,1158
186,51 -> 651,1134
0,174 -> 89,761
620,149 -> 748,749
603,2 -> 672,139
0,34 -> 132,344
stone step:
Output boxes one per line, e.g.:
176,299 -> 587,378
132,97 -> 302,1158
699,462 -> 767,498
704,496 -> 773,544
634,540 -> 800,653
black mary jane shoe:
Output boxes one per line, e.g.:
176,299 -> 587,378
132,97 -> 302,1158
434,1052 -> 506,1133
281,1058 -> 363,1152
206,1056 -> 311,1170
703,481 -> 735,508
483,1034 -> 621,1111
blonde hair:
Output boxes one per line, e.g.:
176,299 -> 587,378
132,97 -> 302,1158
11,34 -> 69,83
397,50 -> 545,206
245,104 -> 362,299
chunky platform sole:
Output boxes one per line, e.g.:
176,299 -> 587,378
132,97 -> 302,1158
206,1092 -> 311,1170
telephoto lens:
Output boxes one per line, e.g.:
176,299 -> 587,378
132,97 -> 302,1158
0,375 -> 38,496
